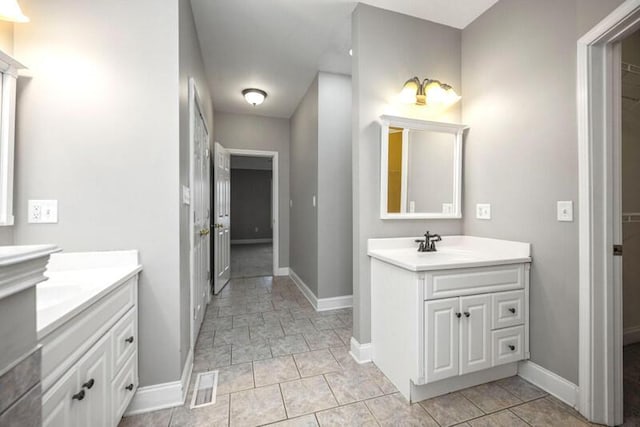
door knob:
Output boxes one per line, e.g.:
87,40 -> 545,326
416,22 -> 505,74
508,345 -> 516,351
508,308 -> 516,314
199,228 -> 210,236
455,312 -> 461,319
464,312 -> 470,318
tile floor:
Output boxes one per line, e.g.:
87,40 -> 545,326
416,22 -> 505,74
624,342 -> 640,426
119,276 -> 601,427
230,244 -> 273,278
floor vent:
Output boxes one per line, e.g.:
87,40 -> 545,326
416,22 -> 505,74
190,370 -> 218,409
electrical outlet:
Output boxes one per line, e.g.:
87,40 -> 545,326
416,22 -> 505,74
476,203 -> 491,220
442,203 -> 454,214
409,201 -> 416,213
28,200 -> 58,223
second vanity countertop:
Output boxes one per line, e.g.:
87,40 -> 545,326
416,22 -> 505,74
37,250 -> 142,339
368,235 -> 531,272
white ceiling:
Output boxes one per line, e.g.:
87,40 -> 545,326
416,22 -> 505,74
191,0 -> 499,119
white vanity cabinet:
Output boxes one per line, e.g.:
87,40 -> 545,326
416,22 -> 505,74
369,236 -> 531,402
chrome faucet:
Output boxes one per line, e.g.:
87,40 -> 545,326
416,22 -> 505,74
415,231 -> 442,252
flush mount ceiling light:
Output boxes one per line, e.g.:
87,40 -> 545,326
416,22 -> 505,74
399,77 -> 461,107
242,88 -> 267,106
0,0 -> 29,23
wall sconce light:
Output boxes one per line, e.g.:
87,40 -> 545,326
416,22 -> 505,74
0,0 -> 29,23
399,77 -> 460,107
242,88 -> 267,106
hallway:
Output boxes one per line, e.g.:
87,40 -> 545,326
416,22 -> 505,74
230,243 -> 273,278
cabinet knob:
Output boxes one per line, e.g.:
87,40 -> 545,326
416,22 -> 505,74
508,308 -> 516,314
508,345 -> 516,351
455,312 -> 461,318
125,383 -> 134,391
464,312 -> 470,318
125,336 -> 134,344
82,378 -> 95,389
72,390 -> 85,401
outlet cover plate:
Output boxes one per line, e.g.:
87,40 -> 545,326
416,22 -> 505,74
476,203 -> 491,220
557,201 -> 573,222
28,200 -> 58,223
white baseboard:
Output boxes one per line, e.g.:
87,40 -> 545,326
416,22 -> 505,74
231,238 -> 272,245
624,325 -> 640,346
518,360 -> 579,408
276,267 -> 290,276
289,269 -> 352,311
125,349 -> 193,416
349,337 -> 372,364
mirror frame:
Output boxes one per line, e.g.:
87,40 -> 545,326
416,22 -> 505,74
379,115 -> 468,219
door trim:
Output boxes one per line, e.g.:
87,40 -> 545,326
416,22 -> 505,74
225,148 -> 280,276
577,1 -> 640,424
188,77 -> 210,350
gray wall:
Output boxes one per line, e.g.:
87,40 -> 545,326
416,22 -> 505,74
461,0 -> 623,383
622,30 -> 640,334
290,76 -> 319,294
213,112 -> 290,269
352,4 -> 463,345
13,0 -> 183,387
230,169 -> 272,241
317,72 -> 353,299
179,0 -> 214,372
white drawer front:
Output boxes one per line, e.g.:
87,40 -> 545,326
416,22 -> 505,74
491,325 -> 524,366
112,352 -> 137,422
491,290 -> 524,329
112,308 -> 136,379
425,264 -> 524,300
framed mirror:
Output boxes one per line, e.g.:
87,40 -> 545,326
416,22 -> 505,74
379,115 -> 467,219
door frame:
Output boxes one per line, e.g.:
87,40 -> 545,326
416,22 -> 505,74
225,148 -> 280,276
577,1 -> 640,424
189,77 -> 210,350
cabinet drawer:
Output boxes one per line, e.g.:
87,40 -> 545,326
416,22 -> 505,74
425,264 -> 524,300
491,325 -> 524,366
491,290 -> 524,329
112,308 -> 136,378
112,352 -> 137,422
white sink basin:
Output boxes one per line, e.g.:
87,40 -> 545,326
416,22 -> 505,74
368,235 -> 531,271
37,283 -> 87,310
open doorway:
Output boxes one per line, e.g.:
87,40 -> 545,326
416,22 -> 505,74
622,28 -> 640,427
227,150 -> 279,278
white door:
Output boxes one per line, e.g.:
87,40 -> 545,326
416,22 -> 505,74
42,368 -> 79,427
77,334 -> 111,427
459,294 -> 492,374
190,81 -> 211,347
425,298 -> 459,382
213,141 -> 230,294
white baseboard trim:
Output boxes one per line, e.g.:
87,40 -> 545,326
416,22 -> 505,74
289,269 -> 352,311
624,325 -> 640,346
125,349 -> 193,416
518,360 -> 579,408
349,337 -> 373,364
231,238 -> 273,245
275,267 -> 290,276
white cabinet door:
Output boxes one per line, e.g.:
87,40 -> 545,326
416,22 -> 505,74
42,367 -> 80,427
77,334 -> 112,427
459,294 -> 492,375
425,298 -> 459,382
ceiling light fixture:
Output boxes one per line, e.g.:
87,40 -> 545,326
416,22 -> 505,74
0,0 -> 29,23
242,88 -> 267,106
399,77 -> 460,107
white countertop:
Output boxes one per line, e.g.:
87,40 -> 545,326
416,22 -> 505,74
0,244 -> 60,266
37,250 -> 142,339
368,235 -> 531,271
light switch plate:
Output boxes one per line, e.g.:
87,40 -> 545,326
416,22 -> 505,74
409,201 -> 416,213
28,200 -> 58,223
557,201 -> 573,222
182,185 -> 190,205
312,195 -> 316,207
476,203 -> 491,220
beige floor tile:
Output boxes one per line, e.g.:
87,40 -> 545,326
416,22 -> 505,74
303,330 -> 344,350
193,345 -> 231,371
468,409 -> 528,426
293,349 -> 341,377
310,315 -> 345,331
365,393 -> 438,427
250,323 -> 285,340
262,310 -> 294,323
270,334 -> 310,356
494,376 -> 547,401
333,328 -> 352,345
118,408 -> 172,427
460,382 -> 522,413
169,394 -> 230,427
213,327 -> 251,347
419,392 -> 484,427
229,384 -> 286,427
254,355 -> 300,387
216,363 -> 254,395
232,313 -> 264,328
315,402 -> 378,426
324,371 -> 384,405
280,375 -> 338,418
231,341 -> 272,364
282,318 -> 318,335
511,397 -> 590,426
266,415 -> 319,426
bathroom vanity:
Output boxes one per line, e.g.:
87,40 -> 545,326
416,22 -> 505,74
368,235 -> 531,402
37,250 -> 142,427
